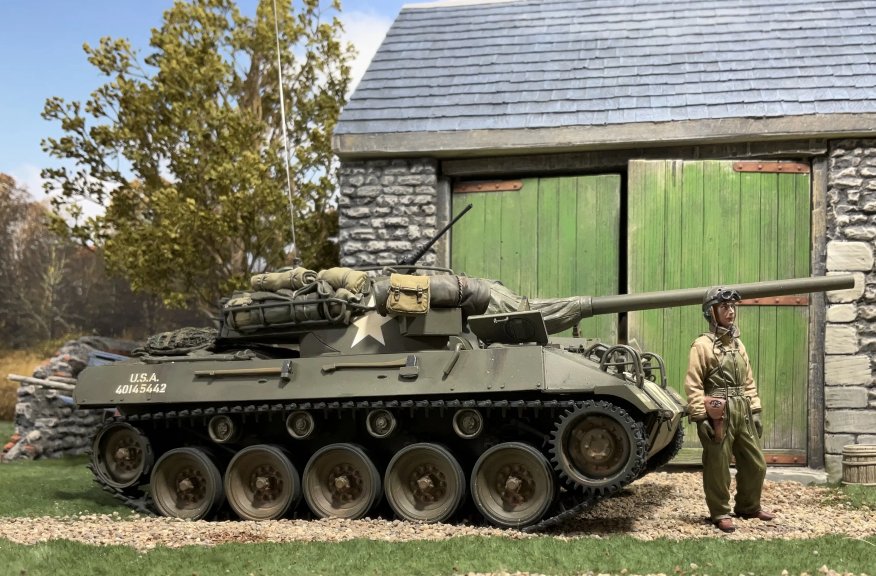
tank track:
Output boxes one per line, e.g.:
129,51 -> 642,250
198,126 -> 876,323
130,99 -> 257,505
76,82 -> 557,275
89,398 -> 632,532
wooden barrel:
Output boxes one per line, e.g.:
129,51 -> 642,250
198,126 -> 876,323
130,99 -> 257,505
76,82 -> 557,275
841,445 -> 876,485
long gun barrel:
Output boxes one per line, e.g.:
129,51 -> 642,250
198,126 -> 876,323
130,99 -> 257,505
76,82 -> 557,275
585,275 -> 856,318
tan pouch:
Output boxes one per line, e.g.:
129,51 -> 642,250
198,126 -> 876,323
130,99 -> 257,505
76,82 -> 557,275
704,396 -> 727,442
386,274 -> 430,315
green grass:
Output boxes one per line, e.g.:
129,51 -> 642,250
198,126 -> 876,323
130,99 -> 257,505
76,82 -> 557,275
824,483 -> 876,511
1,457 -> 874,575
1,535 -> 874,576
0,456 -> 127,517
0,420 -> 12,440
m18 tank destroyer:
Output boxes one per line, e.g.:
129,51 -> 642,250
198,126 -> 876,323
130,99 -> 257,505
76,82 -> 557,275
76,261 -> 853,530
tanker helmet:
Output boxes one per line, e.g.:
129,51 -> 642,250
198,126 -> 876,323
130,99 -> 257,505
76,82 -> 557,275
702,287 -> 741,323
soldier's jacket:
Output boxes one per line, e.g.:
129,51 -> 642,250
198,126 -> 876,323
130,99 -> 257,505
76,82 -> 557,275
684,332 -> 761,421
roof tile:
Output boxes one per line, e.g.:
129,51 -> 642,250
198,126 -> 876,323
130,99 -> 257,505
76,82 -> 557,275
337,0 -> 876,135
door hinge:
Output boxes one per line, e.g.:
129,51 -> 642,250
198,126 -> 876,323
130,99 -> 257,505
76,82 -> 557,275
732,161 -> 810,174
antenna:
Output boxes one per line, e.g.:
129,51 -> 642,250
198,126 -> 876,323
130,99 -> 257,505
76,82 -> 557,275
272,0 -> 300,266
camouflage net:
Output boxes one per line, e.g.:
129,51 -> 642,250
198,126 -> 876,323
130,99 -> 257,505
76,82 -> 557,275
133,327 -> 218,357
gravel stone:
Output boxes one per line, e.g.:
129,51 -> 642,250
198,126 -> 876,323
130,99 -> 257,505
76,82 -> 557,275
0,472 -> 874,556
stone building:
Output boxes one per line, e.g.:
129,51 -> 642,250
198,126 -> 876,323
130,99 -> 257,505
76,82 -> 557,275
332,0 -> 876,479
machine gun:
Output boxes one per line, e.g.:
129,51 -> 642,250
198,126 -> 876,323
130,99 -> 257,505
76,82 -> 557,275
398,203 -> 472,266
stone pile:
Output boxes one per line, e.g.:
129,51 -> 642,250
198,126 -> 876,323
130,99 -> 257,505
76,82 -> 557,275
1,336 -> 138,461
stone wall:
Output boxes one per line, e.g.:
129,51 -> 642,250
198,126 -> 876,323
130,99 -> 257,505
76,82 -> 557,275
2,337 -> 134,461
338,158 -> 440,267
824,138 -> 876,480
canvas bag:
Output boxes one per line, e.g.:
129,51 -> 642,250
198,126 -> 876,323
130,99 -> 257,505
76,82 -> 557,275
386,274 -> 430,315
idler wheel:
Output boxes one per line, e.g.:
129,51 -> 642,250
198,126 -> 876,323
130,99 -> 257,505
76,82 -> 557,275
470,442 -> 555,528
150,447 -> 225,520
92,422 -> 153,489
303,443 -> 381,519
550,400 -> 646,493
225,444 -> 301,520
384,443 -> 465,523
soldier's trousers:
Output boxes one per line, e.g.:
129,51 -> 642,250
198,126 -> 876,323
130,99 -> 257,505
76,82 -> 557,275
696,396 -> 767,520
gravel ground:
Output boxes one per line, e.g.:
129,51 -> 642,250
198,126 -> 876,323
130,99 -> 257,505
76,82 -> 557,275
1,471 -> 874,552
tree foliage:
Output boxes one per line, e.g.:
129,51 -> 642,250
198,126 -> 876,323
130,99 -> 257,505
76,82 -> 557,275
42,0 -> 352,313
0,174 -> 201,349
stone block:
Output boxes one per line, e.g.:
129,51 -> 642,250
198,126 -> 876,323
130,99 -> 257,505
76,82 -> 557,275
826,304 -> 857,322
825,433 -> 856,454
825,454 -> 843,483
396,174 -> 436,186
356,186 -> 382,198
826,272 -> 865,303
845,226 -> 876,240
824,355 -> 871,386
826,241 -> 873,272
825,409 -> 876,434
825,325 -> 858,354
344,206 -> 371,218
859,305 -> 876,320
825,386 -> 869,409
859,434 -> 876,444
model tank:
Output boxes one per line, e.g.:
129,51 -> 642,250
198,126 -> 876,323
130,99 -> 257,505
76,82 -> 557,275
75,245 -> 854,529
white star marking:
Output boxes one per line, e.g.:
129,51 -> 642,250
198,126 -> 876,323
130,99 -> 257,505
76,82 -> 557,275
351,295 -> 393,348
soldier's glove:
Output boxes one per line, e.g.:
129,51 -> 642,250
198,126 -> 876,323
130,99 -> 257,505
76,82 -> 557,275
697,419 -> 715,441
753,412 -> 763,438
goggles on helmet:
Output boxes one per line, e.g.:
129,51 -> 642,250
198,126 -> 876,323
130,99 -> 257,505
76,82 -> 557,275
713,288 -> 740,303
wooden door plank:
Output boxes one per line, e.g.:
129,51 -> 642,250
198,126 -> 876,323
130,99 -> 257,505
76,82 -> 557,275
537,178 -> 560,297
663,161 -> 685,399
557,177 -> 578,298
578,175 -> 620,341
518,178 -> 539,298
757,173 -> 779,448
500,189 -> 522,291
792,172 -> 812,449
774,173 -> 799,449
483,191 -> 502,281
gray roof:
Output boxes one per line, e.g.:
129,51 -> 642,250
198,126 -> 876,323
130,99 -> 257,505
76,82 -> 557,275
334,0 -> 876,157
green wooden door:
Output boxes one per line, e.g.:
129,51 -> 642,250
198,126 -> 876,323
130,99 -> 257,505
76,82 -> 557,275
627,160 -> 811,463
451,175 -> 621,341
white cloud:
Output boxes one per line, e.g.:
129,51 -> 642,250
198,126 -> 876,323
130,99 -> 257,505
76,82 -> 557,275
340,10 -> 393,93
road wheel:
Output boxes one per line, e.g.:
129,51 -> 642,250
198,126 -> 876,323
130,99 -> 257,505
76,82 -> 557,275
384,443 -> 465,523
150,447 -> 224,520
470,442 -> 555,528
303,443 -> 381,519
225,445 -> 300,520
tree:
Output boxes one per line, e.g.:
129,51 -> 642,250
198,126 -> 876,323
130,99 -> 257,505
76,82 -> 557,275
42,0 -> 352,313
0,173 -> 204,348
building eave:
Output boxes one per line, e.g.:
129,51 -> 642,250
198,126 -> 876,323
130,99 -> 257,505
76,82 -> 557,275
333,113 -> 876,160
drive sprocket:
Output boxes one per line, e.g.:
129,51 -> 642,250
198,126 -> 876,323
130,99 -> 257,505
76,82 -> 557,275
549,400 -> 646,496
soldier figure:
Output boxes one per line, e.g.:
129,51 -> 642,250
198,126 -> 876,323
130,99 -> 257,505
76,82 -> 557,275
684,287 -> 775,533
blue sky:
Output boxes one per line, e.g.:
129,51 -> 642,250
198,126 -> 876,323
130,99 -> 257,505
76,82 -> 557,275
0,0 -> 408,198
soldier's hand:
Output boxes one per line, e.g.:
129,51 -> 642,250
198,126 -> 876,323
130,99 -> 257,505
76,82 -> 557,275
753,412 -> 763,438
697,419 -> 715,440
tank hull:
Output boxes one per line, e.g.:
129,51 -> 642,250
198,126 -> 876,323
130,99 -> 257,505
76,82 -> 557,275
78,340 -> 686,529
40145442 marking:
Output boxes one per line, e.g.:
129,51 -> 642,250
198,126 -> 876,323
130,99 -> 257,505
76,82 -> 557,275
115,382 -> 167,395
